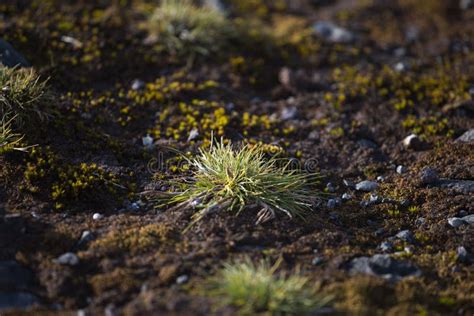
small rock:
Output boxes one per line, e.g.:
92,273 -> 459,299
448,217 -> 465,228
395,230 -> 415,243
187,128 -> 199,142
348,254 -> 421,281
92,213 -> 103,221
313,22 -> 354,43
176,275 -> 189,285
376,175 -> 385,182
357,139 -> 378,149
326,199 -> 337,208
54,253 -> 79,266
142,134 -> 154,149
379,241 -> 393,252
356,180 -> 379,192
458,210 -> 468,217
460,0 -> 474,10
78,230 -> 94,247
60,35 -> 83,49
374,228 -> 385,237
396,165 -> 407,174
434,179 -> 474,194
0,39 -> 30,67
394,62 -> 406,72
419,167 -> 439,185
461,214 -> 474,225
456,129 -> 474,143
402,134 -> 424,150
342,193 -> 352,201
0,292 -> 40,310
281,107 -> 297,120
456,246 -> 473,264
326,182 -> 336,193
131,79 -> 145,91
415,217 -> 426,225
311,256 -> 324,266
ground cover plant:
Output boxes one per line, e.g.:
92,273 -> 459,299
0,0 -> 473,315
208,258 -> 331,315
162,139 -> 320,228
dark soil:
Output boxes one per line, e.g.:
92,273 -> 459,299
0,0 -> 473,315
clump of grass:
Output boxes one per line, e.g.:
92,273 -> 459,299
0,114 -> 24,153
208,258 -> 331,315
163,139 -> 320,228
145,0 -> 235,61
0,65 -> 51,151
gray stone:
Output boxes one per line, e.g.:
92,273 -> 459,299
448,217 -> 465,228
402,134 -> 424,150
77,230 -> 94,248
131,79 -> 145,91
456,246 -> 473,264
176,275 -> 189,285
0,292 -> 40,310
376,175 -> 385,182
92,213 -> 103,220
326,182 -> 336,193
281,107 -> 297,120
434,179 -> 474,194
0,261 -> 34,291
460,0 -> 474,10
395,230 -> 415,243
419,167 -> 439,185
312,256 -> 324,266
326,199 -> 337,208
356,180 -> 379,192
313,21 -> 354,43
348,254 -> 421,281
357,139 -> 378,149
461,214 -> 474,225
379,241 -> 393,252
54,253 -> 79,266
456,129 -> 474,143
0,39 -> 30,67
415,217 -> 426,225
341,193 -> 352,201
396,165 -> 407,174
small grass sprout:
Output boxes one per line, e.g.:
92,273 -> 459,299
209,258 -> 332,315
163,139 -> 320,228
145,0 -> 235,61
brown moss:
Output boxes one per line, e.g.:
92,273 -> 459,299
90,268 -> 141,295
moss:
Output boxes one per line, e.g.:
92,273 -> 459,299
90,224 -> 176,255
89,268 -> 141,295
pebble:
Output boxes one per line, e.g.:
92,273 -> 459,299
77,230 -> 94,248
456,246 -> 473,264
326,199 -> 337,208
0,39 -> 30,67
460,0 -> 474,10
419,167 -> 439,185
142,134 -> 154,149
176,275 -> 189,285
376,175 -> 385,182
54,253 -> 79,266
461,214 -> 474,225
326,182 -> 336,193
311,256 -> 324,266
348,254 -> 421,281
281,107 -> 297,120
342,193 -> 352,201
131,79 -> 145,91
448,217 -> 465,228
355,180 -> 379,192
402,134 -> 424,150
379,241 -> 393,252
395,230 -> 415,243
313,21 -> 354,43
415,217 -> 426,225
396,165 -> 407,174
92,213 -> 103,220
458,210 -> 468,217
456,129 -> 474,143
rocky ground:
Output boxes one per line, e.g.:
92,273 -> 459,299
0,0 -> 473,315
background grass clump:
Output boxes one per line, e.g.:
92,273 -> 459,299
208,258 -> 331,315
0,65 -> 52,151
163,139 -> 319,227
145,0 -> 235,61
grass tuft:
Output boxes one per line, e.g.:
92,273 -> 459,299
145,0 -> 235,61
0,65 -> 51,151
209,258 -> 331,315
163,139 -> 320,228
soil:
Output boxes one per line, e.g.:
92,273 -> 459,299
0,0 -> 473,315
